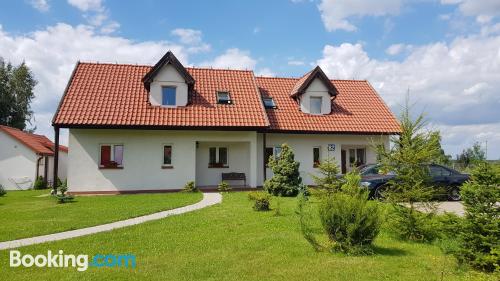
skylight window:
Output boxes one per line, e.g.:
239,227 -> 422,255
263,97 -> 276,109
217,91 -> 232,104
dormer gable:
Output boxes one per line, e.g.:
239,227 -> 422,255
291,66 -> 337,115
142,51 -> 195,107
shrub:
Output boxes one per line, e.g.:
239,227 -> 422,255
264,144 -> 302,197
217,181 -> 231,192
182,181 -> 198,192
454,162 -> 500,272
319,192 -> 381,254
55,179 -> 74,204
311,157 -> 342,194
388,205 -> 440,242
33,176 -> 47,190
248,191 -> 270,211
0,184 -> 6,197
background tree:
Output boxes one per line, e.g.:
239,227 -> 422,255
0,58 -> 37,130
264,143 -> 303,197
430,131 -> 452,165
456,142 -> 486,170
376,98 -> 442,241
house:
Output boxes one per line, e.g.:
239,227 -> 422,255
52,51 -> 400,194
0,125 -> 68,190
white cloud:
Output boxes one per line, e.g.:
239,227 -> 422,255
441,0 -> 500,22
200,48 -> 256,70
67,0 -> 103,12
256,68 -> 275,77
67,0 -> 118,34
171,28 -> 211,53
0,23 -> 188,145
316,34 -> 500,158
385,43 -> 412,55
318,0 -> 401,32
29,0 -> 50,12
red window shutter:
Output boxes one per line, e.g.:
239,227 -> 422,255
100,145 -> 111,166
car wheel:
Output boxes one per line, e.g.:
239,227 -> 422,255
448,187 -> 461,201
374,185 -> 387,201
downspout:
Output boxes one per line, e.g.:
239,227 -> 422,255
52,126 -> 60,194
35,155 -> 43,179
43,155 -> 49,187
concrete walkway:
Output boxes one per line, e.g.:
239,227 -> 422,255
0,192 -> 222,250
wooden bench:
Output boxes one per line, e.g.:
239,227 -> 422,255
221,172 -> 246,187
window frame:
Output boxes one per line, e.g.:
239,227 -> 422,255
161,86 -> 177,106
265,147 -> 274,166
263,97 -> 277,109
310,96 -> 322,114
208,146 -> 229,168
99,144 -> 124,169
216,91 -> 232,104
162,144 -> 174,169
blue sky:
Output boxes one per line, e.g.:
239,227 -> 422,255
1,0 -> 499,159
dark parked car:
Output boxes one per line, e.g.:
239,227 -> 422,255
359,164 -> 469,201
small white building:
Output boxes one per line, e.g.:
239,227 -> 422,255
52,51 -> 400,194
0,125 -> 68,190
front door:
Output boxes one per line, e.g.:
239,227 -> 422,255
341,150 -> 347,174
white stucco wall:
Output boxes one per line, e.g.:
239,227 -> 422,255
149,64 -> 188,107
259,133 -> 389,186
299,78 -> 332,115
196,142 -> 250,187
0,131 -> 37,190
67,129 -> 259,192
43,151 -> 68,184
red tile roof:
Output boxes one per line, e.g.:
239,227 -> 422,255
53,63 -> 269,128
53,58 -> 400,134
0,125 -> 68,155
256,77 -> 400,134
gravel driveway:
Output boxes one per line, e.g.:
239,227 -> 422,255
435,201 -> 465,216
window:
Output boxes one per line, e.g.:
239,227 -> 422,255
162,86 -> 176,106
163,145 -> 172,166
219,147 -> 228,165
274,146 -> 282,159
429,165 -> 451,177
209,147 -> 217,164
310,96 -> 322,114
100,144 -> 123,168
313,147 -> 321,167
263,97 -> 276,109
348,148 -> 366,168
209,147 -> 228,168
217,91 -> 232,104
356,148 -> 365,166
265,147 -> 274,166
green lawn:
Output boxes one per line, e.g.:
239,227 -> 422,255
0,190 -> 202,241
0,192 -> 497,281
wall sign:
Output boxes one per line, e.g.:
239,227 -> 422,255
328,144 -> 336,152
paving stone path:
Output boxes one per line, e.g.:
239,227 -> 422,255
0,192 -> 222,250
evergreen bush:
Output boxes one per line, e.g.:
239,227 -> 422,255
33,176 -> 47,190
264,144 -> 302,197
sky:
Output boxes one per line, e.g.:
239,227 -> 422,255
0,0 -> 499,159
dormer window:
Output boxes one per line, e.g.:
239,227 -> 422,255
263,97 -> 276,109
162,86 -> 176,106
217,91 -> 232,104
310,96 -> 322,114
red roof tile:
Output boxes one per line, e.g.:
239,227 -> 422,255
0,125 -> 68,155
256,77 -> 400,134
54,63 -> 269,128
53,58 -> 400,134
